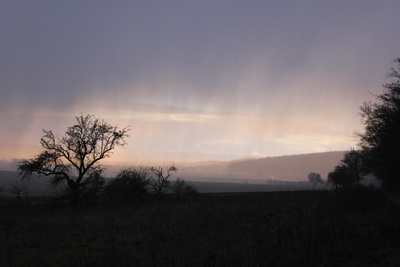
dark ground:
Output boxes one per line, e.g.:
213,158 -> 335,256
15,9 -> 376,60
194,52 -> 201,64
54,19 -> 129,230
1,187 -> 400,266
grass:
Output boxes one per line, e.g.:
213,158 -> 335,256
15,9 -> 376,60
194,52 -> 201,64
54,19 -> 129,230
1,187 -> 400,266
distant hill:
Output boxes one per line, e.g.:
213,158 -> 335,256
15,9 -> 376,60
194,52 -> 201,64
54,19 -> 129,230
226,151 -> 345,181
179,151 -> 345,182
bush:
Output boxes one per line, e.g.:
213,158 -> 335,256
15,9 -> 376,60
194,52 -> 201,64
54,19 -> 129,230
106,167 -> 150,203
80,170 -> 106,205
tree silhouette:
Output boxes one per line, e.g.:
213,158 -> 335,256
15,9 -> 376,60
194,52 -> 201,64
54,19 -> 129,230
18,114 -> 130,207
340,149 -> 365,185
307,172 -> 323,190
171,178 -> 198,197
106,167 -> 150,203
148,166 -> 177,195
327,165 -> 353,189
357,58 -> 400,191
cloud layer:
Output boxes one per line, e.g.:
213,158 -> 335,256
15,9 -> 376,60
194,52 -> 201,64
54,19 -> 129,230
1,1 -> 400,162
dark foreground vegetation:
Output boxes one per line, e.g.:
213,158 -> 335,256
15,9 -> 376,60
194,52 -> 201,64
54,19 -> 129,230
1,187 -> 400,266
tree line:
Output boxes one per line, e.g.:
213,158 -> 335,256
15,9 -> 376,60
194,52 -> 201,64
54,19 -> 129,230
77,166 -> 197,206
326,58 -> 400,191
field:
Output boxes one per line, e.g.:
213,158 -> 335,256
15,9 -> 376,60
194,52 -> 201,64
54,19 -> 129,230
1,187 -> 400,266
0,170 -> 327,196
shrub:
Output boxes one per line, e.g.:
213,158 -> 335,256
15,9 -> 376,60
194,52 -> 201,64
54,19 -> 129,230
106,167 -> 150,203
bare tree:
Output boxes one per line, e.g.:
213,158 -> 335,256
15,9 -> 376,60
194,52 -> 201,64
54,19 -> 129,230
18,114 -> 130,207
171,178 -> 186,197
148,166 -> 177,195
171,178 -> 198,197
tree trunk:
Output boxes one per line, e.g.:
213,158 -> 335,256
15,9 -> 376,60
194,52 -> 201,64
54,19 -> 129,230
68,180 -> 81,208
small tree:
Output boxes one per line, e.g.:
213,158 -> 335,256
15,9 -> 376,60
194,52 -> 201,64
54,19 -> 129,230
307,172 -> 323,190
148,166 -> 177,195
171,178 -> 198,197
327,165 -> 353,189
8,182 -> 28,205
341,149 -> 365,185
106,167 -> 150,203
17,114 -> 130,207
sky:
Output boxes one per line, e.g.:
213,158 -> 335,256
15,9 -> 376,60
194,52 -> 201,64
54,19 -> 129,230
1,0 -> 400,165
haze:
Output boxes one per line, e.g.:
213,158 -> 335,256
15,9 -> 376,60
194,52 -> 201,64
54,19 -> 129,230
1,1 -> 400,165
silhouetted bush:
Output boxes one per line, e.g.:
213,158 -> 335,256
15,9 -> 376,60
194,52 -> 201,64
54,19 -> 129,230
327,165 -> 354,189
80,170 -> 106,206
106,167 -> 150,203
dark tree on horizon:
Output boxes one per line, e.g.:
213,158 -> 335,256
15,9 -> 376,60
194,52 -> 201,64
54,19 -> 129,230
17,114 -> 130,207
307,172 -> 323,190
357,58 -> 400,191
106,167 -> 150,203
148,166 -> 177,195
340,148 -> 365,185
327,165 -> 353,189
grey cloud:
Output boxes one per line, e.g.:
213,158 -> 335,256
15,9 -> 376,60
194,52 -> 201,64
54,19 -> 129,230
1,1 -> 400,161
